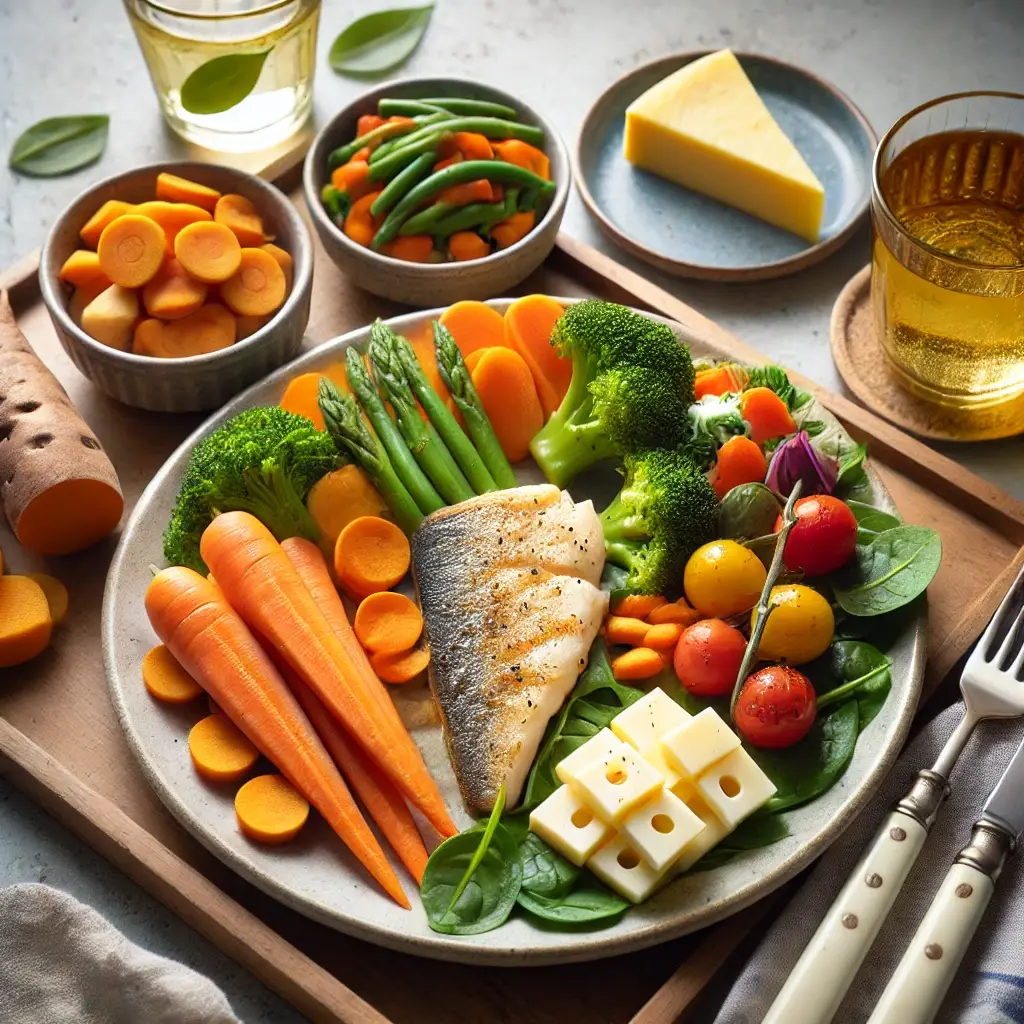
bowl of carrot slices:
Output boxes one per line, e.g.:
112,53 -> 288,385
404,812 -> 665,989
40,161 -> 312,413
303,78 -> 569,305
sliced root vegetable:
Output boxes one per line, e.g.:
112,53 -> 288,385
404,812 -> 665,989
142,643 -> 204,703
448,231 -> 489,261
0,575 -> 52,667
188,712 -> 259,782
261,243 -> 293,292
96,214 -> 166,288
142,257 -> 208,320
306,465 -> 388,556
335,515 -> 411,599
450,131 -> 493,161
214,193 -> 267,247
610,594 -> 667,619
611,647 -> 664,682
503,294 -> 570,418
235,313 -> 270,339
0,544 -> 3,573
469,345 -> 544,462
644,622 -> 684,650
492,139 -> 551,179
647,598 -> 700,626
26,573 -> 68,624
133,318 -> 167,358
371,644 -> 430,684
438,300 -> 506,356
407,327 -> 450,404
381,234 -> 434,263
695,363 -> 747,399
235,774 -> 310,845
220,247 -> 287,317
67,278 -> 112,327
740,387 -> 797,444
344,191 -> 384,248
491,210 -> 535,250
80,283 -> 139,351
58,250 -> 111,290
133,201 -> 213,254
155,303 -> 236,358
278,365 -> 350,427
174,221 -> 242,284
604,615 -> 650,647
155,172 -> 221,212
710,435 -> 768,499
0,292 -> 124,555
354,591 -> 423,654
331,159 -> 372,199
356,113 -> 385,137
438,179 -> 494,206
79,199 -> 134,248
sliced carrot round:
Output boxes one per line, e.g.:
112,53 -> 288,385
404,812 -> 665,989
160,303 -> 236,357
142,643 -> 203,703
97,214 -> 166,288
220,247 -> 286,317
214,193 -> 267,247
26,573 -> 69,625
235,774 -> 310,845
335,515 -> 411,598
174,221 -> 242,283
188,713 -> 258,782
155,172 -> 222,212
371,645 -> 431,684
354,591 -> 423,654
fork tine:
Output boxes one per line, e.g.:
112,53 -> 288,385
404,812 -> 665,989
982,562 -> 1024,663
995,603 -> 1024,667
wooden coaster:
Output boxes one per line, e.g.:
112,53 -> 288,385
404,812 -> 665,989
830,265 -> 1024,442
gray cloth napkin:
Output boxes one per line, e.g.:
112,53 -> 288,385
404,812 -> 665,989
716,703 -> 1024,1023
0,883 -> 241,1024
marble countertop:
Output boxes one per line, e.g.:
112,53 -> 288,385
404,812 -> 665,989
1,0 -> 1022,1020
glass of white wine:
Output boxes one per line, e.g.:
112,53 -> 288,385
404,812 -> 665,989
124,0 -> 321,153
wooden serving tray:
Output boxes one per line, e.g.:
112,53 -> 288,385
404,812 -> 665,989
3,149 -> 1024,1024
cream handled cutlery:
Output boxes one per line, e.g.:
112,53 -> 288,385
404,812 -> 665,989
763,565 -> 1024,1024
867,735 -> 1024,1024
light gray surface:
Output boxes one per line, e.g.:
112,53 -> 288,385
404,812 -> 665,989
1,0 -> 1022,1018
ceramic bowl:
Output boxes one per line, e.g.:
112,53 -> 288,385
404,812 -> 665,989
303,77 -> 569,306
40,162 -> 313,413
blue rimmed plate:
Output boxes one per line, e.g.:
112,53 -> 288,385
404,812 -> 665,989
576,51 -> 877,281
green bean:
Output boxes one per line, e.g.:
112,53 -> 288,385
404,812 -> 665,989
377,116 -> 544,160
372,162 -> 554,249
328,121 -> 413,170
320,184 -> 351,225
367,130 -> 444,183
369,153 -> 437,218
377,98 -> 448,117
397,201 -> 459,236
518,186 -> 539,212
369,112 -> 452,164
418,97 -> 518,119
421,191 -> 520,241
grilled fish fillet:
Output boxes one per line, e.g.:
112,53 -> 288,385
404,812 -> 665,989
412,485 -> 608,814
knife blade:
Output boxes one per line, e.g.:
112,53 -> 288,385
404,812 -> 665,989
981,732 -> 1024,839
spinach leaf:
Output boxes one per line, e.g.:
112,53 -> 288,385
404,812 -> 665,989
810,641 -> 892,729
420,786 -> 521,934
833,526 -> 942,617
180,51 -> 270,115
846,500 -> 901,545
752,701 -> 860,813
329,5 -> 434,76
522,640 -> 643,808
688,812 -> 791,872
517,882 -> 630,926
719,483 -> 781,540
518,831 -> 579,899
9,115 -> 109,176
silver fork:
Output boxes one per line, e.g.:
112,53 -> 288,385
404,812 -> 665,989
763,562 -> 1024,1024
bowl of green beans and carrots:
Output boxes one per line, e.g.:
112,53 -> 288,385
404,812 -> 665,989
303,79 -> 569,306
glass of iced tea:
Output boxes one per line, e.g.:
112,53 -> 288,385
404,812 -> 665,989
124,0 -> 320,153
871,92 -> 1024,438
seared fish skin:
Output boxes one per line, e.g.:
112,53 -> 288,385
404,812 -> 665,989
412,486 -> 608,814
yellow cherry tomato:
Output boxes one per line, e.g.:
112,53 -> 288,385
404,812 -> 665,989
683,540 -> 767,618
753,584 -> 834,665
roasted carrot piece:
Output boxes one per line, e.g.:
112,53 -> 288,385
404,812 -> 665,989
470,346 -> 544,461
644,622 -> 684,651
235,774 -> 310,845
142,643 -> 204,703
711,435 -> 768,499
174,221 -> 242,283
357,113 -> 386,137
504,295 -> 570,418
344,191 -> 384,248
694,363 -> 748,399
80,200 -> 135,248
354,591 -> 423,654
647,598 -> 700,626
438,179 -> 494,206
438,300 -> 507,356
372,645 -> 430,684
189,713 -> 259,782
604,615 -> 650,647
611,647 -> 664,682
200,516 -> 454,839
97,214 -> 166,288
491,210 -> 535,249
331,159 -> 372,198
610,594 -> 667,618
335,515 -> 411,598
492,139 -> 551,180
155,172 -> 221,212
58,250 -> 110,290
145,565 -> 410,905
448,231 -> 489,261
740,387 -> 797,444
214,193 -> 267,247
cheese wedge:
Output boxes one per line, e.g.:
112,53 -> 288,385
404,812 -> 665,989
623,49 -> 825,242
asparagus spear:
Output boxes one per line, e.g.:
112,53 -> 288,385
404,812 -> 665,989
368,321 -> 475,505
344,347 -> 444,515
318,378 -> 423,535
432,321 -> 518,489
393,334 -> 497,495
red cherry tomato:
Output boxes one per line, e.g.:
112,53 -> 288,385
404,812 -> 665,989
783,495 -> 857,576
734,665 -> 817,749
673,618 -> 747,698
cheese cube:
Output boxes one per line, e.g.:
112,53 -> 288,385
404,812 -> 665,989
696,746 -> 777,828
611,688 -> 691,752
673,795 -> 734,873
669,774 -> 698,804
529,784 -> 612,867
660,707 -> 740,778
621,788 -> 707,872
571,747 -> 664,824
588,835 -> 666,904
555,728 -> 628,786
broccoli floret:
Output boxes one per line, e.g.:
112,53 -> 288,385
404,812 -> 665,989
163,406 -> 339,573
681,393 -> 749,470
599,448 -> 719,595
528,301 -> 695,487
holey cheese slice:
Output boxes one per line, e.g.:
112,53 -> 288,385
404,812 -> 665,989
623,49 -> 825,242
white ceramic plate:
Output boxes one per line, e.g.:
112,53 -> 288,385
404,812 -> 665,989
103,300 -> 925,965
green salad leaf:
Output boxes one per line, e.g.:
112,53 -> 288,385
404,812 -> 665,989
846,500 -> 901,544
9,115 -> 108,176
180,51 -> 270,115
811,640 -> 892,729
718,482 -> 781,541
518,831 -> 579,899
329,5 -> 434,76
689,813 -> 790,872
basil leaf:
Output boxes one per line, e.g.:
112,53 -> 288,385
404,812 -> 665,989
718,482 -> 781,541
846,500 -> 901,545
329,5 -> 433,77
518,831 -> 579,900
810,640 -> 892,729
833,525 -> 942,617
688,812 -> 790,872
180,51 -> 270,115
517,881 -> 629,926
9,115 -> 109,177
